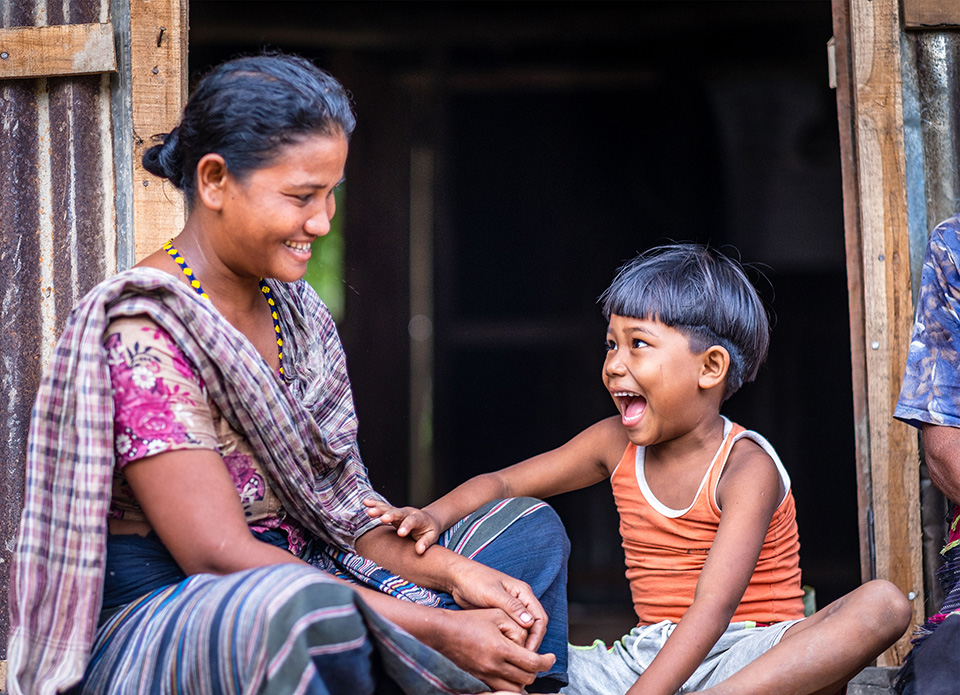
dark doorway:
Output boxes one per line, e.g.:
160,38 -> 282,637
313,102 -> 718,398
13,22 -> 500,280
190,0 -> 857,641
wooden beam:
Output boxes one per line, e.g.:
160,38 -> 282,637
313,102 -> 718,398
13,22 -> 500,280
130,0 -> 187,260
0,22 -> 115,79
846,0 -> 924,665
832,0 -> 875,590
902,0 -> 960,28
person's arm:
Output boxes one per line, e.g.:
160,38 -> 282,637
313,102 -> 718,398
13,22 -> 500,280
123,448 -> 553,691
921,423 -> 960,505
354,524 -> 550,650
896,225 -> 960,501
624,438 -> 784,695
365,416 -> 628,553
357,416 -> 627,652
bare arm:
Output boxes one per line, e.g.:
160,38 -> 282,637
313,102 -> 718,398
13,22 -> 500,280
358,417 -> 627,652
354,523 -> 550,651
367,416 -> 628,547
625,439 -> 783,695
921,423 -> 960,505
123,448 -> 553,691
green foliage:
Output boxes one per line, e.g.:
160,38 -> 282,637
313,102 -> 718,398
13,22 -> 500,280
802,584 -> 817,617
302,186 -> 345,322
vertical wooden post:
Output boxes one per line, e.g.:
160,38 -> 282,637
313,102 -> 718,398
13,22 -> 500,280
129,0 -> 187,259
832,0 -> 875,591
838,0 -> 925,665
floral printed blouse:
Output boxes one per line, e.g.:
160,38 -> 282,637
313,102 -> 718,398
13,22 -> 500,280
104,315 -> 308,555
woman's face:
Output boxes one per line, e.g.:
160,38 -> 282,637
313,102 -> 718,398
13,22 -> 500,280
215,132 -> 348,284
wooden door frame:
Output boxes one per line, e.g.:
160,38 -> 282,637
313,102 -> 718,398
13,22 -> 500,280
832,0 -> 960,665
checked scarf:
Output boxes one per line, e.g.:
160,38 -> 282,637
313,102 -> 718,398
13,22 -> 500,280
7,268 -> 392,695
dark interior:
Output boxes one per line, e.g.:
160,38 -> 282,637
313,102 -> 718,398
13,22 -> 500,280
189,0 -> 857,640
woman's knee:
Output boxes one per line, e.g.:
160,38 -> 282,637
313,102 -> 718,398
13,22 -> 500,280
236,564 -> 358,620
511,498 -> 571,558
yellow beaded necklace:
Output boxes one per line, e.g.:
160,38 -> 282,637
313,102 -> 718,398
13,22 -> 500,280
164,239 -> 284,375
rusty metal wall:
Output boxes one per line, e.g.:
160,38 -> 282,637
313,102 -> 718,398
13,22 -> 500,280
0,0 -> 117,670
901,28 -> 960,621
913,32 -> 960,227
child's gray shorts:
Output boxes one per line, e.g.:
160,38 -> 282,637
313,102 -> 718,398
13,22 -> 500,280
562,618 -> 802,695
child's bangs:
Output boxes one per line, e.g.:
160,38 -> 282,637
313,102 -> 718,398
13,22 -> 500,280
602,272 -> 711,327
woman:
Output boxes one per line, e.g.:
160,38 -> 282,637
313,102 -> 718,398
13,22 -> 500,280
7,53 -> 568,695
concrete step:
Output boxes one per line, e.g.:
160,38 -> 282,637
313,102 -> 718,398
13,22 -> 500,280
848,666 -> 898,695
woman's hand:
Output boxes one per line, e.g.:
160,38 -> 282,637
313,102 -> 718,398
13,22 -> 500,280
363,498 -> 442,554
436,607 -> 555,692
448,560 -> 549,653
352,582 -> 554,693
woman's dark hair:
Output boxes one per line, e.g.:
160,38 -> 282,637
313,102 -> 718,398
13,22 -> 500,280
600,243 -> 771,401
142,52 -> 356,207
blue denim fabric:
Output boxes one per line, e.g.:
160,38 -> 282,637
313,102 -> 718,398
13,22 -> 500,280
436,499 -> 571,690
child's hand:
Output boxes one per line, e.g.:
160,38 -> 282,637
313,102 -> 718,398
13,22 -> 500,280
363,498 -> 442,554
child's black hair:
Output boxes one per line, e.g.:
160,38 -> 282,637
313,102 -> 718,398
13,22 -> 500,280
142,52 -> 355,208
600,243 -> 770,400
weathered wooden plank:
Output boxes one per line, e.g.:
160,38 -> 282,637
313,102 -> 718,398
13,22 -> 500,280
0,22 -> 116,79
832,0 -> 875,588
129,0 -> 187,260
902,0 -> 960,28
847,0 -> 925,665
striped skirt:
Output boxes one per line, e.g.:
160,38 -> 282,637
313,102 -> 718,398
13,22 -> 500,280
76,498 -> 568,694
79,565 -> 485,695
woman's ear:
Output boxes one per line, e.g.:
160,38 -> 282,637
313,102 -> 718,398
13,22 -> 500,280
699,345 -> 730,392
195,153 -> 229,211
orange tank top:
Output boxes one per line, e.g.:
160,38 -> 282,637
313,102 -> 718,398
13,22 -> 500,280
611,418 -> 804,626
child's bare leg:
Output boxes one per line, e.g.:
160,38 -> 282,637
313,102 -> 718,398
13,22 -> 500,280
693,580 -> 912,695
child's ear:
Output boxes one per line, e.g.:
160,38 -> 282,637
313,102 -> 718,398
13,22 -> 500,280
699,345 -> 730,391
195,153 -> 230,211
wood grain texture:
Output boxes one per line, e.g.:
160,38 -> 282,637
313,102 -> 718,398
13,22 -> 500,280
130,0 -> 187,260
845,0 -> 924,665
0,22 -> 115,79
832,0 -> 874,590
902,0 -> 960,28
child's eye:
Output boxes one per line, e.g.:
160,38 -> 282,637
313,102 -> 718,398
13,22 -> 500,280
632,338 -> 648,349
604,340 -> 617,352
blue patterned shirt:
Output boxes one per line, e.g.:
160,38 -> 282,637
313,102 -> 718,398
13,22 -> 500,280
896,215 -> 960,428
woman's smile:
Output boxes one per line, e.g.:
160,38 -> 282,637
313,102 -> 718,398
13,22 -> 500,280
283,239 -> 314,257
215,133 -> 348,283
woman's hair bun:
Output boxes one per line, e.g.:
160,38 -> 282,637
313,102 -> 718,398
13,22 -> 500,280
141,127 -> 184,189
142,53 -> 355,207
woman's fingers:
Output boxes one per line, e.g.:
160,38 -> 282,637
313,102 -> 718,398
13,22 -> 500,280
495,579 -> 548,652
507,579 -> 549,650
447,609 -> 553,692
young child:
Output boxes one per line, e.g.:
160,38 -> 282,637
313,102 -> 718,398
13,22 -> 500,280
366,244 -> 911,695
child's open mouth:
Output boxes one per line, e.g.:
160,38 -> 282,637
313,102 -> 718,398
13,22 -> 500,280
613,391 -> 646,425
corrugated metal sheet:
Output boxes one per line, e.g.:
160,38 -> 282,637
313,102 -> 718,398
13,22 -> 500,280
0,0 -> 115,665
914,31 -> 960,225
905,28 -> 960,622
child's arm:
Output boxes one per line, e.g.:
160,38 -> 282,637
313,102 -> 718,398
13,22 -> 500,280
365,416 -> 628,553
362,500 -> 445,553
625,438 -> 785,695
